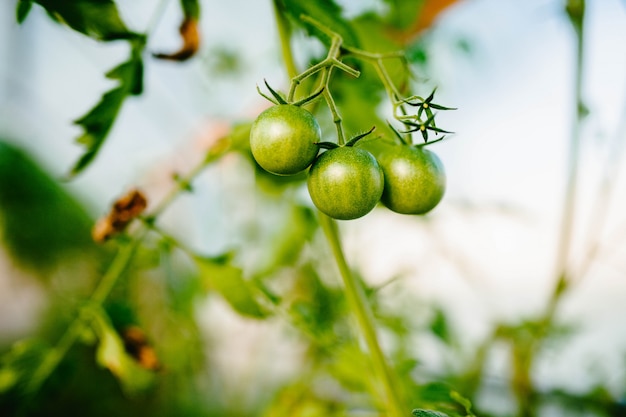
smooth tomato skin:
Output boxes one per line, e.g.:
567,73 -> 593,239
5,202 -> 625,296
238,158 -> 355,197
250,105 -> 321,176
378,145 -> 446,215
307,147 -> 384,220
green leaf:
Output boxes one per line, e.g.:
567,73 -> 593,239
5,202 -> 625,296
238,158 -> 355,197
33,0 -> 141,41
327,344 -> 372,392
412,409 -> 450,417
69,40 -> 144,176
450,390 -> 474,415
276,0 -> 360,48
16,0 -> 33,23
86,306 -> 156,396
416,382 -> 475,417
194,253 -> 268,318
287,264 -> 345,342
0,141 -> 96,272
430,307 -> 452,345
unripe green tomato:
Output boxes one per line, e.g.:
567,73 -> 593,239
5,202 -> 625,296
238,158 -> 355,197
378,145 -> 446,215
249,105 -> 321,175
307,147 -> 384,220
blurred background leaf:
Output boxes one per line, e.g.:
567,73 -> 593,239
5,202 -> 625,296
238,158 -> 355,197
0,141 -> 97,273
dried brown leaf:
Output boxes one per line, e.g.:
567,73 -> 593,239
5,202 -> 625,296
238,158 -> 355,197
92,189 -> 148,242
122,326 -> 161,371
153,18 -> 200,62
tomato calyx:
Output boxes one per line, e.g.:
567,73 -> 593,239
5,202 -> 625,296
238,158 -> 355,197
256,79 -> 325,107
315,126 -> 376,150
402,88 -> 457,115
391,87 -> 456,144
401,112 -> 453,142
345,126 -> 376,147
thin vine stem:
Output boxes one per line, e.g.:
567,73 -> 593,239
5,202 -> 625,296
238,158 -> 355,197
272,0 -> 298,79
26,236 -> 143,395
344,47 -> 405,101
285,40 -> 358,146
318,213 -> 405,417
283,20 -> 359,145
24,136 -> 230,398
567,61 -> 626,288
544,0 -> 586,322
507,4 -> 586,416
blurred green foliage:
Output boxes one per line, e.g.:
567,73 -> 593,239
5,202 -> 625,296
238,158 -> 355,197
0,141 -> 96,272
2,1 -> 625,417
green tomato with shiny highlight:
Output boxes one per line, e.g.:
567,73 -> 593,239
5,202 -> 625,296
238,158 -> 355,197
378,145 -> 446,215
307,147 -> 384,220
250,105 -> 321,176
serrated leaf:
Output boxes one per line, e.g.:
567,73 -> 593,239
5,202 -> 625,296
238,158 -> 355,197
33,0 -> 140,41
412,409 -> 450,417
277,0 -> 359,48
69,41 -> 144,176
16,0 -> 33,23
86,306 -> 156,396
194,253 -> 267,318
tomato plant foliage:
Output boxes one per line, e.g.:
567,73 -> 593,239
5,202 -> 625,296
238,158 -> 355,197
3,0 -> 460,415
3,1 -> 616,417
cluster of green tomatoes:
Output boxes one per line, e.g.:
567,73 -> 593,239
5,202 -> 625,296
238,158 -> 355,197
250,104 -> 446,220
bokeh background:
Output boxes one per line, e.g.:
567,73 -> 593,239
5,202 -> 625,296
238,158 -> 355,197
1,1 -> 626,416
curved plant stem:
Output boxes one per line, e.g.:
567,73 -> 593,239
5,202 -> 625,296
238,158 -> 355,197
318,213 -> 405,417
26,237 -> 142,395
284,29 -> 359,145
544,0 -> 586,325
509,4 -> 586,417
345,48 -> 404,102
24,137 -> 230,398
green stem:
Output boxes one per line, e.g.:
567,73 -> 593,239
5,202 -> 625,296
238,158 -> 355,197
91,235 -> 145,304
511,4 -> 586,417
321,67 -> 347,145
24,138 -> 229,398
342,46 -> 405,105
26,238 -> 142,395
149,138 -> 229,218
545,0 -> 586,323
318,213 -> 405,417
273,0 -> 298,80
283,30 -> 358,145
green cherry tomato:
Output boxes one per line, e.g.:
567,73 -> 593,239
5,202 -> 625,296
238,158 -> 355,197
378,145 -> 446,215
307,147 -> 384,220
249,105 -> 321,175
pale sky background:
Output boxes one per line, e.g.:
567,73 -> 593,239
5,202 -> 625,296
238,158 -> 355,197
1,0 -> 626,407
